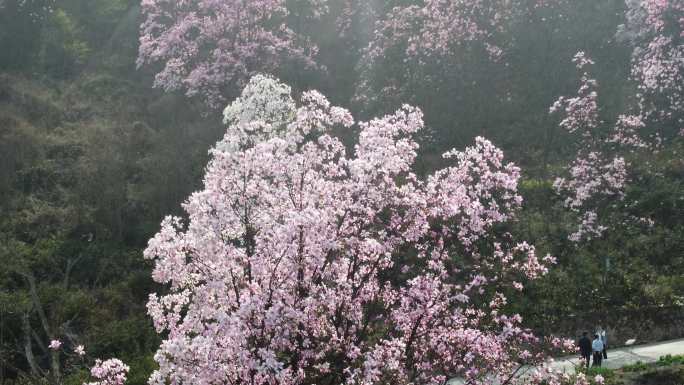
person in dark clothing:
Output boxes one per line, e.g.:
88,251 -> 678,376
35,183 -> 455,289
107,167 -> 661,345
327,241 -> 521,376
578,332 -> 592,369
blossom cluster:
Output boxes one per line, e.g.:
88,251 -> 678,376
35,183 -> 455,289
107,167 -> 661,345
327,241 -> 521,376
354,0 -> 569,109
550,53 -> 630,242
608,115 -> 649,148
48,339 -> 62,350
365,0 -> 566,65
620,0 -> 684,131
143,75 -> 574,385
137,0 -> 328,108
366,1 -> 506,63
553,1 -> 684,241
549,52 -> 599,137
47,339 -> 86,357
85,359 -> 130,385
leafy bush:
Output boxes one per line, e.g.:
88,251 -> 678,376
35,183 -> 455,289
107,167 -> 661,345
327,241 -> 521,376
587,367 -> 615,378
637,366 -> 684,385
622,360 -> 649,372
657,354 -> 684,366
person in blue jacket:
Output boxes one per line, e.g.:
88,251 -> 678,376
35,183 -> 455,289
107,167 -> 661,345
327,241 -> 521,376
592,333 -> 604,367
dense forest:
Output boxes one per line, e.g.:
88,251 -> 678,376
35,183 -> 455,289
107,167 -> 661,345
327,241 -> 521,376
0,0 -> 682,384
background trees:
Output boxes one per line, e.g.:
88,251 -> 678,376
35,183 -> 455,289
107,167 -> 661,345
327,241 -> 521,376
137,0 -> 329,109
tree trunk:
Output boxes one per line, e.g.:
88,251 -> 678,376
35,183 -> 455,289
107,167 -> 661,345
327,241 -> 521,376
50,349 -> 61,384
21,313 -> 41,378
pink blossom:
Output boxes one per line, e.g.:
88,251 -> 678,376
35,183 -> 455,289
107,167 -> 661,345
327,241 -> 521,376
48,340 -> 61,350
85,359 -> 129,385
620,0 -> 684,129
355,0 -> 567,107
551,53 -> 635,242
137,0 -> 328,108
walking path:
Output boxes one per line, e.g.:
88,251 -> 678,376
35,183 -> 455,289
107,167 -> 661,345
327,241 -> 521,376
450,338 -> 684,384
549,338 -> 684,373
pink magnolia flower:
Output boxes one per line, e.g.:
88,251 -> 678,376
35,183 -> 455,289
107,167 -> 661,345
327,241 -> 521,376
48,340 -> 61,350
86,359 -> 129,385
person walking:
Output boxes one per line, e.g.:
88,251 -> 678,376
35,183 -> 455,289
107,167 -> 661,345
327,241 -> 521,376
578,332 -> 592,369
592,333 -> 604,367
598,327 -> 608,359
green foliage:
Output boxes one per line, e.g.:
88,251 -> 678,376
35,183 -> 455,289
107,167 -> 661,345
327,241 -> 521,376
611,360 -> 684,385
0,21 -> 220,380
63,368 -> 89,385
637,366 -> 684,385
0,0 -> 51,70
38,9 -> 90,76
124,354 -> 157,385
569,367 -> 621,385
657,355 -> 684,366
512,137 -> 684,338
622,361 -> 650,372
584,366 -> 616,379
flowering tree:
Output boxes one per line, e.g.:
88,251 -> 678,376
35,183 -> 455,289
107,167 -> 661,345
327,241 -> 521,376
619,0 -> 684,132
143,75 -> 574,385
27,338 -> 128,385
550,52 -> 629,242
365,0 -> 520,63
552,0 -> 684,241
355,0 -> 565,108
137,0 -> 328,108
